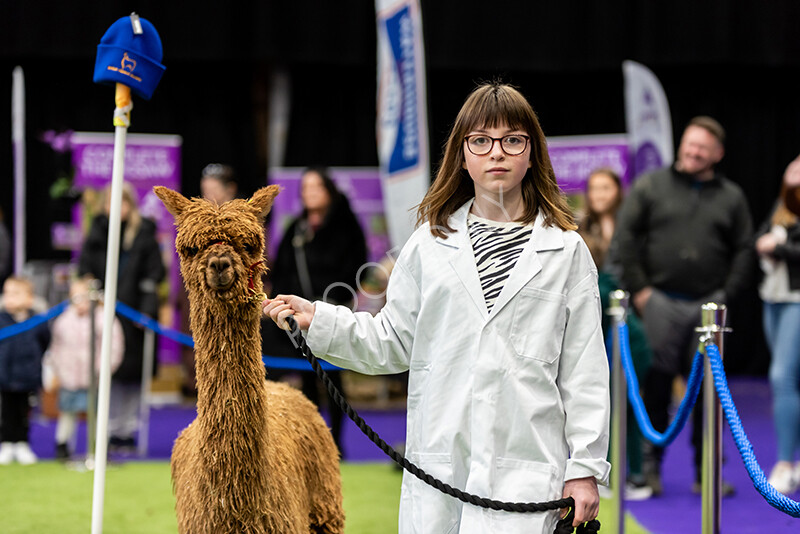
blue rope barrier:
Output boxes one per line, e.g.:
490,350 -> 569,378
618,321 -> 704,447
113,301 -> 341,372
0,300 -> 339,372
0,300 -> 69,341
114,301 -> 195,347
706,342 -> 800,518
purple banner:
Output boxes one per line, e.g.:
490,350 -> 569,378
547,135 -> 631,195
70,132 -> 183,365
267,168 -> 391,266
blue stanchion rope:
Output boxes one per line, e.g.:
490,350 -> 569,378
705,342 -> 800,518
0,299 -> 338,372
617,321 -> 704,447
0,300 -> 69,341
113,301 -> 341,372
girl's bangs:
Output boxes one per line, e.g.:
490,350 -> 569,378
464,90 -> 531,133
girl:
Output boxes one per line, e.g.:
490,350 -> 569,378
45,277 -> 124,460
264,82 -> 610,533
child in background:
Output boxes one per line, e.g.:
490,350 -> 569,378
45,277 -> 124,460
0,276 -> 51,465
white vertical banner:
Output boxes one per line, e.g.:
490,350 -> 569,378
375,0 -> 429,250
623,60 -> 674,179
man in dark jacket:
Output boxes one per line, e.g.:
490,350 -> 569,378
613,116 -> 753,495
0,276 -> 51,465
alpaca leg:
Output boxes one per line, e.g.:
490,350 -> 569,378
308,459 -> 345,534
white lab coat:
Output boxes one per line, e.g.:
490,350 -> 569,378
307,200 -> 610,534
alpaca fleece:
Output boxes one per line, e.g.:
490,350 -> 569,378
155,186 -> 345,534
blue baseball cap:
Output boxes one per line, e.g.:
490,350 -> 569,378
93,15 -> 165,100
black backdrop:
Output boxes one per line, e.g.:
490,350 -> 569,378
3,0 -> 800,374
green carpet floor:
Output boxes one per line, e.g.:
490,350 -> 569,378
0,461 -> 647,533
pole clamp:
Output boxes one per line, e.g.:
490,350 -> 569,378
694,325 -> 733,345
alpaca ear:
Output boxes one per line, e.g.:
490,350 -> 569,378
153,186 -> 192,218
248,185 -> 281,221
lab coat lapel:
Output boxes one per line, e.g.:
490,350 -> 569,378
489,214 -> 564,317
436,200 -> 489,320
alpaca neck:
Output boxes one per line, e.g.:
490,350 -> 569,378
190,301 -> 267,432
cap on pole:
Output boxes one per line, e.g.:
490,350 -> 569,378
93,13 -> 165,100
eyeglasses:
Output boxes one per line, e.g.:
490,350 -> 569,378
464,134 -> 530,156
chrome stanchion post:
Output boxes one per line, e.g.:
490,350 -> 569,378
697,302 -> 729,534
137,327 -> 156,458
86,279 -> 102,468
608,289 -> 630,533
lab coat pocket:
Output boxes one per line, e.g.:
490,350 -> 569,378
509,288 -> 567,363
408,452 -> 459,534
492,457 -> 560,531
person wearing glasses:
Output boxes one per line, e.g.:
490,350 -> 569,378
264,82 -> 610,533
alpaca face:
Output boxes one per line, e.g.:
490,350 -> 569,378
176,212 -> 263,303
154,186 -> 281,306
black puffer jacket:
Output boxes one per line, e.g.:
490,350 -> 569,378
0,309 -> 51,391
269,196 -> 367,304
78,215 -> 165,382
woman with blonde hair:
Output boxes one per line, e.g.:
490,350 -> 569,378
78,183 -> 165,451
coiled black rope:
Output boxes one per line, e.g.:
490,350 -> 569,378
284,316 -> 601,532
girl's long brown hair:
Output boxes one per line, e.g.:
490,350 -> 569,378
416,82 -> 575,238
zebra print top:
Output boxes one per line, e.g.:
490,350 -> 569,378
467,212 -> 533,313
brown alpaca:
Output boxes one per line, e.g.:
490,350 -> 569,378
154,186 -> 345,534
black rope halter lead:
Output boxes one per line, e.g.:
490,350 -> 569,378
283,316 -> 602,534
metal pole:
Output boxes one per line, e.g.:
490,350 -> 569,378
86,282 -> 100,463
608,290 -> 629,534
137,328 -> 155,458
91,83 -> 131,534
701,302 -> 726,534
11,66 -> 26,275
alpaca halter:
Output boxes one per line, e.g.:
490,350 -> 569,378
209,241 -> 266,303
247,260 -> 266,303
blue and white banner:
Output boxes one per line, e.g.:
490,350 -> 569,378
623,60 -> 674,179
376,0 -> 429,250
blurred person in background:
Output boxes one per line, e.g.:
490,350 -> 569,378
577,168 -> 653,500
78,183 -> 164,451
44,277 -> 124,461
200,163 -> 238,205
755,154 -> 800,494
0,276 -> 51,465
265,166 -> 367,457
613,116 -> 753,496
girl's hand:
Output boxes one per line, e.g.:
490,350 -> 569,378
262,294 -> 316,331
561,476 -> 599,527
